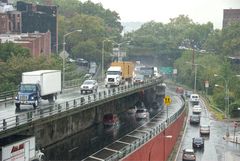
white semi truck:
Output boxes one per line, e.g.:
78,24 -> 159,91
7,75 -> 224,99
15,70 -> 62,110
0,136 -> 44,161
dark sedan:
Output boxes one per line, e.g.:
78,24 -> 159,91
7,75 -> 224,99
189,115 -> 200,125
192,137 -> 204,149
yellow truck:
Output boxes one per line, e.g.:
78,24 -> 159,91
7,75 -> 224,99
105,61 -> 134,87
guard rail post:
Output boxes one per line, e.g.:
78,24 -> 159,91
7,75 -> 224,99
27,111 -> 32,122
112,88 -> 115,94
3,119 -> 6,130
40,109 -> 43,118
74,99 -> 77,107
99,92 -> 101,99
93,94 -> 96,101
66,102 -> 69,110
16,115 -> 19,126
58,104 -> 62,112
104,91 -> 106,98
88,95 -> 91,103
80,97 -> 84,105
49,106 -> 53,115
108,89 -> 111,96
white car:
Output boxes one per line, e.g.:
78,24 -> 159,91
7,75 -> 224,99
192,105 -> 202,114
80,80 -> 98,94
135,108 -> 149,119
128,106 -> 137,114
190,94 -> 200,105
200,125 -> 210,135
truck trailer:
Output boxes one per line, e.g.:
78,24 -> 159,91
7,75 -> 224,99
0,135 -> 44,161
15,70 -> 61,110
105,61 -> 134,87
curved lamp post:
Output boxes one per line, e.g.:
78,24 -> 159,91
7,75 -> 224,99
214,74 -> 240,136
61,29 -> 82,89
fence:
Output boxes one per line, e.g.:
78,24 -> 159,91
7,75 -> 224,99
0,78 -> 162,133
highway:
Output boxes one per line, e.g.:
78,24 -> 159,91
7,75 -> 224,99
43,87 -> 183,160
176,97 -> 240,161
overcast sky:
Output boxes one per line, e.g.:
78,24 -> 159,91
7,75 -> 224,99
84,0 -> 240,29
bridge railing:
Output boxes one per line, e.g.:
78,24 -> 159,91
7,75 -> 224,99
0,90 -> 17,103
0,78 -> 162,132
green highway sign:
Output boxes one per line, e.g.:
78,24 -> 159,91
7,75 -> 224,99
160,67 -> 173,75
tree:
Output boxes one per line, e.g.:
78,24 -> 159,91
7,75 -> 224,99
0,42 -> 30,62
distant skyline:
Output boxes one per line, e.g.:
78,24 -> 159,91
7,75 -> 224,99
83,0 -> 240,29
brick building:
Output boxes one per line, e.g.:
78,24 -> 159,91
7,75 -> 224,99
16,1 -> 58,53
223,9 -> 240,28
0,31 -> 51,57
0,1 -> 22,34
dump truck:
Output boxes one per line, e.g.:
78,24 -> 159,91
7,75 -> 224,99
105,61 -> 134,87
15,70 -> 61,110
0,135 -> 45,161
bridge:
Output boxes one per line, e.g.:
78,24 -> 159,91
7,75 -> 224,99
0,78 -> 163,147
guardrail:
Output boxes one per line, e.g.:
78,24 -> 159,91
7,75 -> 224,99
83,93 -> 186,161
0,79 -> 84,105
0,78 -> 162,133
0,90 -> 17,103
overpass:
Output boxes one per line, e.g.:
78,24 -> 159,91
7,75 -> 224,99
0,78 -> 163,147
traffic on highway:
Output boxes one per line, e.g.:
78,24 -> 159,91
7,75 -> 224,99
176,94 -> 240,161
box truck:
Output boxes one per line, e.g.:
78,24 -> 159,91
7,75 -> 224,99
15,70 -> 61,110
0,135 -> 44,161
105,61 -> 134,87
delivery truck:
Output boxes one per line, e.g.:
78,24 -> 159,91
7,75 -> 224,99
105,61 -> 134,87
15,70 -> 62,110
0,135 -> 44,161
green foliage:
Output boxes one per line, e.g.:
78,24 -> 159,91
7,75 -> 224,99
0,42 -> 30,62
222,22 -> 240,56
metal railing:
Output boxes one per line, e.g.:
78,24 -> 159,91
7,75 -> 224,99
0,90 -> 17,103
0,78 -> 162,133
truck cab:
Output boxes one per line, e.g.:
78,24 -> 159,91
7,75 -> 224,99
15,83 -> 41,109
105,66 -> 122,87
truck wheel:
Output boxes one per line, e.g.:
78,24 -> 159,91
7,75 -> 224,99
33,100 -> 38,109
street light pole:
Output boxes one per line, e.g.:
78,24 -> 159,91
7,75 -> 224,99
186,62 -> 205,93
214,74 -> 229,136
116,41 -> 130,62
194,65 -> 197,93
62,29 -> 82,89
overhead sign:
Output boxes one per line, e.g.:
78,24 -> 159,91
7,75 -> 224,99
160,67 -> 173,75
164,95 -> 172,106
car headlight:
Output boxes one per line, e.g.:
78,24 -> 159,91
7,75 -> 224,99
31,96 -> 34,100
15,96 -> 18,100
116,77 -> 120,81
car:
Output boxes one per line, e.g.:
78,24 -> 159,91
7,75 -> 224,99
185,90 -> 193,98
176,87 -> 184,94
103,113 -> 119,127
189,115 -> 200,125
182,148 -> 196,161
192,137 -> 204,149
192,105 -> 202,114
133,74 -> 145,84
190,94 -> 199,105
128,106 -> 137,114
200,125 -> 210,135
135,108 -> 149,119
80,79 -> 98,94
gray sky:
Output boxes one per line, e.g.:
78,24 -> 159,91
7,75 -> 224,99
84,0 -> 240,29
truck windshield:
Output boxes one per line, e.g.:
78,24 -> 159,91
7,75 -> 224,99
20,84 -> 37,93
107,71 -> 121,75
